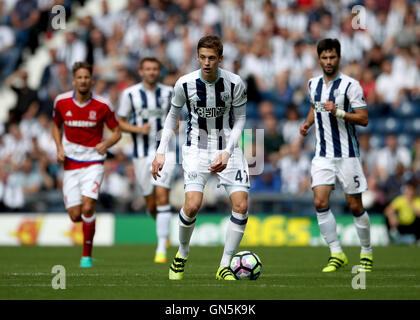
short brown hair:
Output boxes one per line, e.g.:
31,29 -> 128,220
139,57 -> 161,69
72,61 -> 93,76
197,35 -> 223,57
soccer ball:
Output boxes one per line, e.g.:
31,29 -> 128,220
230,251 -> 262,280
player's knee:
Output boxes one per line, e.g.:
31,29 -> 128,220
82,203 -> 95,216
68,210 -> 82,222
349,202 -> 363,215
232,201 -> 248,215
314,198 -> 329,211
183,202 -> 201,217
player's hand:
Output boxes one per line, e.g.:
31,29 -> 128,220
324,100 -> 335,113
57,147 -> 65,163
152,153 -> 165,180
138,123 -> 151,135
300,122 -> 311,137
95,141 -> 108,155
209,151 -> 230,173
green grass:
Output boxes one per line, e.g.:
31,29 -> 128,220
0,245 -> 419,300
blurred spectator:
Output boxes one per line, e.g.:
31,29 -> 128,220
262,114 -> 284,164
281,104 -> 301,144
0,165 -> 24,211
56,30 -> 87,70
359,68 -> 377,106
384,180 -> 420,244
362,175 -> 388,214
10,0 -> 40,54
376,134 -> 412,183
9,156 -> 42,209
99,158 -> 132,211
411,137 -> 420,173
277,139 -> 310,195
359,133 -> 380,176
2,122 -> 33,165
376,59 -> 399,108
39,60 -> 72,115
250,163 -> 281,193
93,0 -> 120,38
6,70 -> 40,123
0,22 -> 20,83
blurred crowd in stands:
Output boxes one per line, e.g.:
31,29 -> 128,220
0,0 -> 419,215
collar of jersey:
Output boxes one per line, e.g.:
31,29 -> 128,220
199,68 -> 221,84
322,71 -> 342,85
72,91 -> 92,108
140,82 -> 160,92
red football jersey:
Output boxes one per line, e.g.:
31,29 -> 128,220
53,91 -> 119,170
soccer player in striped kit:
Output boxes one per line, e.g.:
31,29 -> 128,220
152,35 -> 249,280
52,62 -> 122,268
118,57 -> 177,263
300,39 -> 373,272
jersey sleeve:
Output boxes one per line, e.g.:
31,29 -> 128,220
308,80 -> 313,104
117,89 -> 132,118
347,81 -> 367,109
52,97 -> 63,126
171,79 -> 186,108
105,103 -> 119,129
232,79 -> 247,107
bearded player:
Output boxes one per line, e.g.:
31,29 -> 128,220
52,62 -> 121,268
300,39 -> 372,272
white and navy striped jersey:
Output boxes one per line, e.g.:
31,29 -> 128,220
118,82 -> 174,158
308,72 -> 367,158
171,68 -> 247,152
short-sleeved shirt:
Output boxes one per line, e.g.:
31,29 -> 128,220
390,195 -> 420,226
118,82 -> 174,159
307,72 -> 367,158
53,91 -> 118,170
171,68 -> 247,153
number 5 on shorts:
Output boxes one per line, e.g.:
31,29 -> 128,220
353,176 -> 360,188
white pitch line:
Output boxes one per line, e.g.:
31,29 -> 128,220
1,283 -> 420,289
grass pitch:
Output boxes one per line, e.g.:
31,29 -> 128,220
0,245 -> 419,300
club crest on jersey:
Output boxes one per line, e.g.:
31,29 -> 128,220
88,111 -> 97,120
220,91 -> 231,102
189,95 -> 200,108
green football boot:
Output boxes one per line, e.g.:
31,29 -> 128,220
322,252 -> 348,272
216,267 -> 236,280
169,252 -> 188,280
358,253 -> 373,272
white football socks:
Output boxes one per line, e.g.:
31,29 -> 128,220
316,208 -> 343,254
353,210 -> 372,254
220,211 -> 248,268
178,208 -> 196,259
156,205 -> 172,254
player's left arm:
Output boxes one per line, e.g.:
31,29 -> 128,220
95,125 -> 122,155
324,81 -> 368,127
95,106 -> 122,155
210,79 -> 247,173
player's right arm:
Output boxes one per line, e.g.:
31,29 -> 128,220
52,97 -> 65,163
117,90 -> 151,135
52,121 -> 65,163
118,116 -> 151,135
300,105 -> 315,137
